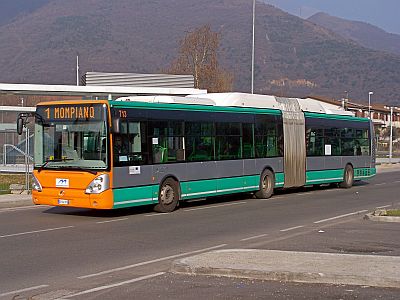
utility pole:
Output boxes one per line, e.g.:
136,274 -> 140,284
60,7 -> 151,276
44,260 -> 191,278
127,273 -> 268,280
251,0 -> 255,94
389,106 -> 393,164
368,91 -> 373,119
76,55 -> 80,86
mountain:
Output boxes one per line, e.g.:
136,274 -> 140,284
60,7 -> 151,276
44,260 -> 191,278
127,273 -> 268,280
0,0 -> 399,105
308,12 -> 400,56
0,0 -> 51,26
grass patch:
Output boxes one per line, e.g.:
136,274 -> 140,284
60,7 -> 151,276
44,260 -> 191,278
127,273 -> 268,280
0,174 -> 29,194
385,209 -> 400,217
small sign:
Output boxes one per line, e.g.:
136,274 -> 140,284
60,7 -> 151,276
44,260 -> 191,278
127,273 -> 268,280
129,166 -> 141,175
119,155 -> 128,162
56,178 -> 69,188
325,144 -> 332,156
152,138 -> 159,145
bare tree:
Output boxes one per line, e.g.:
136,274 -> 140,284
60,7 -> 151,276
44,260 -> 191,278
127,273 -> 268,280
167,25 -> 233,92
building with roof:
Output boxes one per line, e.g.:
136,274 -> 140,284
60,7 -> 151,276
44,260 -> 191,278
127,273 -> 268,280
308,95 -> 400,129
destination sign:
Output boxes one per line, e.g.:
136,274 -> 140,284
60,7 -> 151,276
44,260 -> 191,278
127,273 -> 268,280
37,104 -> 105,121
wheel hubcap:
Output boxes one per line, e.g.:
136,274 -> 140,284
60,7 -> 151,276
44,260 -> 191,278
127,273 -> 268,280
262,175 -> 271,191
346,169 -> 353,185
161,185 -> 174,205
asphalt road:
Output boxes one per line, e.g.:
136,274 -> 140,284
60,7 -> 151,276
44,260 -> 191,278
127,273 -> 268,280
0,170 -> 399,299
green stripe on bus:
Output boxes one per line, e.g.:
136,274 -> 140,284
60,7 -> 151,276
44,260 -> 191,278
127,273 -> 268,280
110,101 -> 281,116
306,167 -> 375,185
181,174 -> 284,200
304,112 -> 369,122
181,178 -> 217,199
275,173 -> 285,187
306,169 -> 344,185
111,168 -> 374,209
354,167 -> 376,179
113,185 -> 156,208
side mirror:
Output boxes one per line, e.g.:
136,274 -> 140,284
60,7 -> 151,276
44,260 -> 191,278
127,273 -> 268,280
17,117 -> 24,135
112,118 -> 120,134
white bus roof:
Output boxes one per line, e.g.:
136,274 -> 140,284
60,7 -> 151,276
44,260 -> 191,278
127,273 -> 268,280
115,95 -> 216,106
115,92 -> 355,116
0,83 -> 206,97
188,93 -> 354,116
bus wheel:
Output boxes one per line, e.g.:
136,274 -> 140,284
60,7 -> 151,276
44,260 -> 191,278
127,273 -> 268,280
340,164 -> 354,188
155,178 -> 179,213
255,169 -> 275,199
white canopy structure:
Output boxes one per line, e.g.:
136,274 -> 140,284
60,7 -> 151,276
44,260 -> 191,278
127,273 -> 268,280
0,83 -> 206,99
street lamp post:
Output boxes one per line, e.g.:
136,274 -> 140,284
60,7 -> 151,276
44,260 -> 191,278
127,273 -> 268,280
385,106 -> 398,164
368,91 -> 373,119
389,106 -> 393,164
251,0 -> 255,94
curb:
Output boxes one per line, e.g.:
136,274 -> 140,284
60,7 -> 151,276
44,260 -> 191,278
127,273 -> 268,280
0,197 -> 33,209
364,213 -> 400,223
171,249 -> 400,288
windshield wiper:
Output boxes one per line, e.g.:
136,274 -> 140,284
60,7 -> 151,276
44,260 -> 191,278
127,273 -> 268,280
38,158 -> 74,173
61,165 -> 98,175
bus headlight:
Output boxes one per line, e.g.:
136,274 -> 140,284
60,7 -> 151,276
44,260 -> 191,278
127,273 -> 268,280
85,174 -> 110,194
32,175 -> 42,192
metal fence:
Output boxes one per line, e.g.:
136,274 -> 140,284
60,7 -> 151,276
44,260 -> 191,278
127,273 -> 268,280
0,125 -> 33,194
376,127 -> 400,159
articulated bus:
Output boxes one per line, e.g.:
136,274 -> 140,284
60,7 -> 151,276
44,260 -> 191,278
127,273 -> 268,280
18,93 -> 375,212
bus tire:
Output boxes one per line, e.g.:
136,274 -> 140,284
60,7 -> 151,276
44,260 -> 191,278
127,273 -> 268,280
255,169 -> 275,199
340,164 -> 354,188
155,178 -> 180,213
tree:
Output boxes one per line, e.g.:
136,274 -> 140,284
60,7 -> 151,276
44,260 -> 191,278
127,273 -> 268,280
166,25 -> 233,92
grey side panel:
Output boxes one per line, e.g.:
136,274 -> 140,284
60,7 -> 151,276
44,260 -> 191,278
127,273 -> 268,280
113,157 -> 285,189
341,156 -> 371,169
113,165 -> 154,188
215,160 -> 244,178
255,157 -> 284,174
306,157 -> 325,171
153,163 -> 187,184
307,156 -> 373,172
275,97 -> 306,187
185,161 -> 217,181
324,156 -> 341,170
243,159 -> 256,176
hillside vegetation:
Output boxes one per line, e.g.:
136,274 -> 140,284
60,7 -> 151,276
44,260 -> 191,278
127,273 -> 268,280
0,0 -> 399,104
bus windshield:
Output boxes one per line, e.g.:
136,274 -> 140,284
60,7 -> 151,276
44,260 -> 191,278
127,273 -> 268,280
34,104 -> 109,170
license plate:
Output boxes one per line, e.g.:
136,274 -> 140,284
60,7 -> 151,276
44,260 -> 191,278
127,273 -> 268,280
58,199 -> 70,205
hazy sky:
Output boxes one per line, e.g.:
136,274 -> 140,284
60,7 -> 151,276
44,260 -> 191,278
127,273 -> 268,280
265,0 -> 400,35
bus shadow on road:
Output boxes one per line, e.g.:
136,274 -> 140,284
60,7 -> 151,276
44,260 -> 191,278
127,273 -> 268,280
41,204 -> 155,218
41,181 -> 371,217
273,180 -> 369,196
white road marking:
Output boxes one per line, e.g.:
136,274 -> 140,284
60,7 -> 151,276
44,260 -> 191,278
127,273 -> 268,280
145,212 -> 171,217
280,225 -> 304,232
78,244 -> 227,279
144,202 -> 247,217
376,205 -> 392,209
183,202 -> 247,212
64,272 -> 165,298
0,226 -> 74,238
240,234 -> 268,241
96,218 -> 128,224
259,196 -> 283,201
0,284 -> 49,297
313,210 -> 368,224
374,183 -> 387,186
